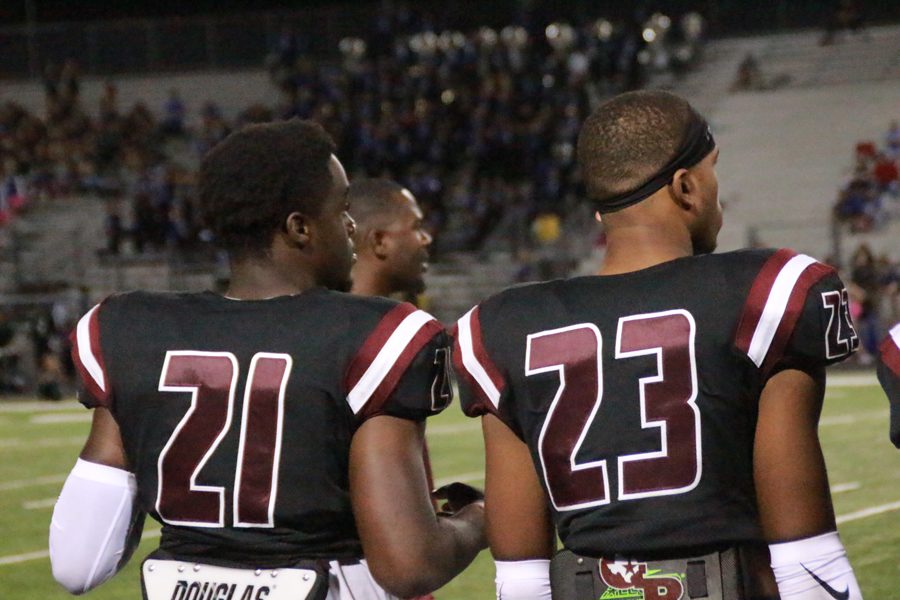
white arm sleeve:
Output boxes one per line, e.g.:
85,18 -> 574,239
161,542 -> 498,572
49,458 -> 140,594
769,531 -> 863,600
495,559 -> 552,600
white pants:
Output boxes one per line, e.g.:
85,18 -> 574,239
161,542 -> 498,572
326,560 -> 399,600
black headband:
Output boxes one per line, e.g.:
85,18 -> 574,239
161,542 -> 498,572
596,114 -> 716,214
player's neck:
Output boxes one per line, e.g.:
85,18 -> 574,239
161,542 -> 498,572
226,258 -> 319,300
350,264 -> 394,298
598,224 -> 694,276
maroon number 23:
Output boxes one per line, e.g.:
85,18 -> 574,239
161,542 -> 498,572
526,310 -> 701,511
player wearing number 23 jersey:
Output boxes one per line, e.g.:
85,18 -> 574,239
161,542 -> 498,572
454,247 -> 857,555
454,91 -> 864,600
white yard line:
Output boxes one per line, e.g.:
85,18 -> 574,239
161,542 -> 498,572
0,474 -> 67,491
830,482 -> 861,494
0,550 -> 50,566
836,501 -> 900,525
819,410 -> 888,427
0,401 -> 80,413
30,413 -> 92,424
0,435 -> 84,449
0,530 -> 161,567
23,498 -> 57,510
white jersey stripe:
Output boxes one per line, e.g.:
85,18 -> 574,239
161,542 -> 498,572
347,310 -> 436,414
889,323 -> 900,348
76,304 -> 106,393
747,254 -> 818,367
456,308 -> 501,410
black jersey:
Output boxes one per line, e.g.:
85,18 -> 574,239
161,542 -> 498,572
877,323 -> 900,448
70,289 -> 451,566
453,248 -> 856,557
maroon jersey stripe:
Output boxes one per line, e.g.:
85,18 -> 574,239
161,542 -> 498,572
734,248 -> 797,355
344,302 -> 418,393
357,319 -> 443,420
881,335 -> 900,377
761,261 -> 834,375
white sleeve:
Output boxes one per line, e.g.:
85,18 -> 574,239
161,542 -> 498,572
49,458 -> 140,594
495,560 -> 552,600
769,531 -> 863,600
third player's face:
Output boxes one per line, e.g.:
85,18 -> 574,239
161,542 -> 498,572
691,147 -> 722,255
383,190 -> 432,295
317,156 -> 356,292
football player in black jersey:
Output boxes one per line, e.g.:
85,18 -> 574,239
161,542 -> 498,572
50,120 -> 485,600
349,178 -> 442,600
453,91 -> 863,599
877,322 -> 900,447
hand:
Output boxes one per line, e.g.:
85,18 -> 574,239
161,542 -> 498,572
432,482 -> 484,515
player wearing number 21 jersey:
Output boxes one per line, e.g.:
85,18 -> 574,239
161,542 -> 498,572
454,91 -> 864,600
50,121 -> 485,600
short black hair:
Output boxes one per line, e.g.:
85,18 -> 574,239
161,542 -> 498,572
347,178 -> 409,230
198,119 -> 336,258
577,91 -> 697,207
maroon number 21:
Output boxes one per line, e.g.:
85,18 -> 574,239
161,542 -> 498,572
526,310 -> 701,511
156,351 -> 292,528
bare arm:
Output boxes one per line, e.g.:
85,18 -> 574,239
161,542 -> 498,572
79,407 -> 130,468
482,414 -> 555,560
754,367 -> 835,541
349,415 -> 486,598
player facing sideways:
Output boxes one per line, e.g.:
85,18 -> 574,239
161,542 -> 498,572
348,178 -> 446,600
877,322 -> 900,448
349,178 -> 433,301
452,91 -> 863,600
50,120 -> 485,600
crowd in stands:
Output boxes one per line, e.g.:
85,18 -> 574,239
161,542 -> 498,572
846,243 -> 899,363
832,122 -> 900,362
834,123 -> 900,233
1,7 -> 703,260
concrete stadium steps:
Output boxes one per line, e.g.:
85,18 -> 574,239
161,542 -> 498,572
8,196 -> 106,289
657,37 -> 769,118
424,252 -> 519,323
82,258 -> 216,301
710,76 -> 900,260
0,69 -> 276,122
758,25 -> 900,88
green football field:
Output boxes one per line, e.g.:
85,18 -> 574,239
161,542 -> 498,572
1,377 -> 897,599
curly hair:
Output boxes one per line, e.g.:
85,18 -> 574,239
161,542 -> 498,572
577,91 -> 696,208
198,119 -> 336,258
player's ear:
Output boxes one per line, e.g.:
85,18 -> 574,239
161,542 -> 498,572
284,212 -> 311,248
371,228 -> 390,260
670,168 -> 697,212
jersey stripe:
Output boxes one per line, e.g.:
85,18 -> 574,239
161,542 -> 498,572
736,251 -> 833,369
346,307 -> 440,415
881,324 -> 900,377
345,302 -> 417,390
454,307 -> 504,411
70,303 -> 111,406
734,249 -> 795,355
